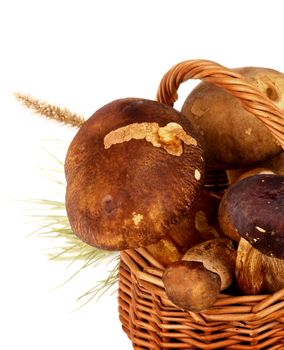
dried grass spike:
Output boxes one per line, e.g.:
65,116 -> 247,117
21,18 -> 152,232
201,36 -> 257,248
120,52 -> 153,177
15,92 -> 85,128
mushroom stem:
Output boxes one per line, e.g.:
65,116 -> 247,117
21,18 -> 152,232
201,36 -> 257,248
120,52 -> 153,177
235,238 -> 264,294
162,238 -> 236,312
236,238 -> 284,294
146,238 -> 183,267
262,253 -> 284,293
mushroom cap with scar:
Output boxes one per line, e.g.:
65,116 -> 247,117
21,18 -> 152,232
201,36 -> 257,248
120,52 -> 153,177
219,174 -> 284,258
65,98 -> 204,250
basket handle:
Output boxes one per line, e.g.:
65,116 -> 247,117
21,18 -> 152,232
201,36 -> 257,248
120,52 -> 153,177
156,59 -> 284,149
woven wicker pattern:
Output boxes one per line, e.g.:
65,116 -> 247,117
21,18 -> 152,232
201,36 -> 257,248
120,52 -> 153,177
118,60 -> 284,349
119,249 -> 284,349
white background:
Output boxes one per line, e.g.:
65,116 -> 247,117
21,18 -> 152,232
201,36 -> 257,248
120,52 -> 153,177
0,1 -> 284,349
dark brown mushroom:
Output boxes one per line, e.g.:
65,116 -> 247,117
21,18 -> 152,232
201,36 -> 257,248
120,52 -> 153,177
65,98 -> 204,251
218,174 -> 284,258
162,238 -> 236,312
219,168 -> 276,241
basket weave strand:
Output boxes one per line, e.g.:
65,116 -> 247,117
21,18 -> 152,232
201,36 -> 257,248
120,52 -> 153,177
119,249 -> 284,349
118,60 -> 284,349
156,59 -> 284,148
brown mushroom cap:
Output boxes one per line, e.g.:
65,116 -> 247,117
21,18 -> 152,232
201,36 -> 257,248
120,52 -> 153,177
181,67 -> 284,169
182,238 -> 236,290
219,174 -> 284,258
162,238 -> 236,312
65,98 -> 204,250
162,260 -> 221,312
219,168 -> 276,242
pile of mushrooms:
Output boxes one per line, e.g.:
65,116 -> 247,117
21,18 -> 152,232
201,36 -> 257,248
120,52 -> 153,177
65,65 -> 284,313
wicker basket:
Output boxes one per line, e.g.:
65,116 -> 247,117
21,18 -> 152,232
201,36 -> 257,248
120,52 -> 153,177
118,60 -> 284,349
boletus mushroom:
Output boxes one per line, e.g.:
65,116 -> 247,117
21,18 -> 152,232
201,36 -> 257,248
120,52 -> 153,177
218,168 -> 275,241
218,173 -> 284,258
65,98 -> 204,252
162,238 -> 236,312
236,238 -> 284,295
181,67 -> 284,169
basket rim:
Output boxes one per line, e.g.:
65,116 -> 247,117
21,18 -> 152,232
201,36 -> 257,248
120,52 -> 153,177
120,248 -> 284,324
